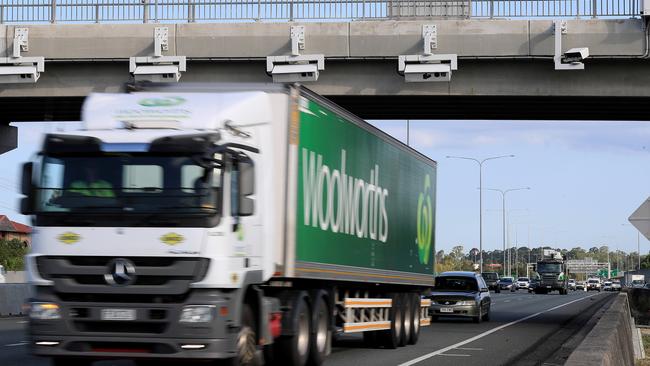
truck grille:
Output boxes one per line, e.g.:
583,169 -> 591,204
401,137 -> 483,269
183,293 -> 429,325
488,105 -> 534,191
541,274 -> 557,282
36,256 -> 209,302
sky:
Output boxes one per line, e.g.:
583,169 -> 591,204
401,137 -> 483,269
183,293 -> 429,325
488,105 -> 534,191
1,119 -> 649,254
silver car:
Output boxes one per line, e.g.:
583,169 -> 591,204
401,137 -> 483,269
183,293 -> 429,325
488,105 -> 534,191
429,271 -> 492,323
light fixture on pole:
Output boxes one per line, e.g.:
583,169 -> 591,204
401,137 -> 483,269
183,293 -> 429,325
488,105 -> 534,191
446,154 -> 515,273
485,187 -> 530,277
622,223 -> 641,271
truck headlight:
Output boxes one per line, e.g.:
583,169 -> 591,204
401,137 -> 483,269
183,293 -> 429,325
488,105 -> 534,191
30,303 -> 61,320
180,305 -> 215,323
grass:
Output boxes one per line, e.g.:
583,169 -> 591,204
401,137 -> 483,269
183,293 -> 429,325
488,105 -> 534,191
636,331 -> 650,366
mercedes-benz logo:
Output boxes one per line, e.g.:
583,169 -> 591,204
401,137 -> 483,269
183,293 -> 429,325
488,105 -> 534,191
104,258 -> 136,286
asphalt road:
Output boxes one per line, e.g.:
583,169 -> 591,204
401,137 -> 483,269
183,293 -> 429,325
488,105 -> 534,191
0,290 -> 615,366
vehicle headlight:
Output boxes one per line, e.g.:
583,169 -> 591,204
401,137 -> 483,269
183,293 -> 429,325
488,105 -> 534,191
29,302 -> 61,320
457,301 -> 475,306
180,305 -> 215,323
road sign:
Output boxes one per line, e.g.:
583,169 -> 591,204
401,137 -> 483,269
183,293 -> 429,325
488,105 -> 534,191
629,196 -> 650,240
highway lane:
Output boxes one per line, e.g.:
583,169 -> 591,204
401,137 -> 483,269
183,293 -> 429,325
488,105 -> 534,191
0,290 -> 614,366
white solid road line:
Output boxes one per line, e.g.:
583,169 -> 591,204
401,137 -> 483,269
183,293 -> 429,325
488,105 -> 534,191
455,347 -> 484,351
398,293 -> 603,366
3,341 -> 28,347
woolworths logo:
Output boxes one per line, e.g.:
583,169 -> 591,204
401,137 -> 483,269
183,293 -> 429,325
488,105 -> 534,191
302,148 -> 389,243
416,175 -> 433,264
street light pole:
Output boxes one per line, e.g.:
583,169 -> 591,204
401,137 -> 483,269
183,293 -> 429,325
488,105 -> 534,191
622,223 -> 641,271
485,187 -> 530,277
447,155 -> 515,274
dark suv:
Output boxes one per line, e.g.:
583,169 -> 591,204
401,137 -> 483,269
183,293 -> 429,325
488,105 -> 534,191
482,272 -> 501,293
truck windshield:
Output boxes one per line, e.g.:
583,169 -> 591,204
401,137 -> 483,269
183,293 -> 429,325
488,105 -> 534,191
36,154 -> 222,224
482,273 -> 498,280
537,263 -> 562,273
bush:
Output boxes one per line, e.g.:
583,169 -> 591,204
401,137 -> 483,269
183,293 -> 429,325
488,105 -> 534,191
0,239 -> 28,271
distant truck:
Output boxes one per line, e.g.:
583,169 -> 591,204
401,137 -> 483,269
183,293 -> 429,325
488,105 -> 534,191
21,84 -> 436,366
631,274 -> 646,288
533,250 -> 569,295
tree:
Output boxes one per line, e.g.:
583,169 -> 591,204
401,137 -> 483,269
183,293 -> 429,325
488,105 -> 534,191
0,239 -> 28,271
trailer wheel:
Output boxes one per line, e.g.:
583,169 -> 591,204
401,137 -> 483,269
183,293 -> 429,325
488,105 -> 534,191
398,293 -> 410,347
276,292 -> 311,366
307,291 -> 331,366
378,293 -> 402,349
407,293 -> 421,345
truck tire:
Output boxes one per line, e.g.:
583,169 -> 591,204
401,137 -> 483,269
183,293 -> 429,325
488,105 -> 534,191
378,293 -> 402,349
276,293 -> 311,366
407,293 -> 421,345
398,293 -> 410,347
229,304 -> 260,366
307,291 -> 331,366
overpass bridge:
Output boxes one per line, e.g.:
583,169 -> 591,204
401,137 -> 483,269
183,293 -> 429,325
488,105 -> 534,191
0,0 -> 649,152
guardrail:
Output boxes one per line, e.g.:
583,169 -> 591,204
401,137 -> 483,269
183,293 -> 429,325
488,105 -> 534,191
0,284 -> 30,316
0,0 -> 641,24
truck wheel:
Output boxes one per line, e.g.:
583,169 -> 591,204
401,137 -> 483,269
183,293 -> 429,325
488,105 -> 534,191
407,293 -> 421,345
230,304 -> 260,366
52,358 -> 92,366
276,293 -> 311,366
378,293 -> 402,349
398,293 -> 410,347
307,291 -> 331,366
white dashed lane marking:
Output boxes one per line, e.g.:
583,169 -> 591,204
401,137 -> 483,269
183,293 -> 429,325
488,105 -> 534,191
3,341 -> 28,347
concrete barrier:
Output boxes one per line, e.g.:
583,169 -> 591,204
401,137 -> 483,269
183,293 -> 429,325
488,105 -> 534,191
4,271 -> 26,283
0,284 -> 31,316
565,293 -> 635,366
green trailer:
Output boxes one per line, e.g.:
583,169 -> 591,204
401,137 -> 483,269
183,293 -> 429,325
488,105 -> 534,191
286,87 -> 437,287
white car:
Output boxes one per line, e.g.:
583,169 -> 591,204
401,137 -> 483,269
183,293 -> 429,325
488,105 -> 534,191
603,281 -> 612,291
515,277 -> 530,290
586,278 -> 601,292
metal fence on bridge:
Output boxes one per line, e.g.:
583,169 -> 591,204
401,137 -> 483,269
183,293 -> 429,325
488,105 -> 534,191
0,0 -> 641,23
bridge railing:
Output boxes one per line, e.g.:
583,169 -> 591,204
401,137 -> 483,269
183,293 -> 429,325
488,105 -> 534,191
0,0 -> 641,24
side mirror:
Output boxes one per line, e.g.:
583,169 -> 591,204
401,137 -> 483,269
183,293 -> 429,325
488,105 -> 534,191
21,162 -> 33,195
20,163 -> 34,215
238,160 -> 255,216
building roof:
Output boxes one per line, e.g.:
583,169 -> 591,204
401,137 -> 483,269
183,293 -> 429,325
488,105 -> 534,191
0,215 -> 32,234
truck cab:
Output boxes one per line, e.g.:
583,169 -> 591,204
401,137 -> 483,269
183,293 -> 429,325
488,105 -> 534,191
534,258 -> 568,295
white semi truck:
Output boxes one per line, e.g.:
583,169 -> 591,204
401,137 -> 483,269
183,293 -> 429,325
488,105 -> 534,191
21,84 -> 437,366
